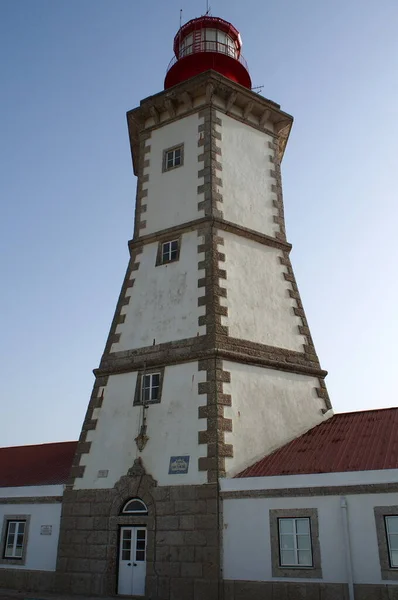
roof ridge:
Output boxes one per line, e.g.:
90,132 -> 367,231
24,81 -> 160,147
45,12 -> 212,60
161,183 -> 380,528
0,440 -> 77,451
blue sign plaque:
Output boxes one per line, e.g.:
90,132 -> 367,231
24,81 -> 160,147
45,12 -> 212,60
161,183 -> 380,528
169,455 -> 190,474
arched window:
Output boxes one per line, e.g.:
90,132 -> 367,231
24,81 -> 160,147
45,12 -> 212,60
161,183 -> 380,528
122,498 -> 148,515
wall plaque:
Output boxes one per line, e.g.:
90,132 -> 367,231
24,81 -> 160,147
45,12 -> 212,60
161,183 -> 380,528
169,456 -> 190,474
40,525 -> 52,535
169,456 -> 189,475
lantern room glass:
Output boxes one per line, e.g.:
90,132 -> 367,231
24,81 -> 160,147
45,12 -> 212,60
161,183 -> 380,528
179,29 -> 237,59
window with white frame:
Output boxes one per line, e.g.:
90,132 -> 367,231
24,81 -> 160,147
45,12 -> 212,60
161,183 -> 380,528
269,509 -> 322,578
142,373 -> 160,403
278,517 -> 313,567
134,368 -> 164,406
385,516 -> 398,567
3,520 -> 26,559
164,146 -> 182,171
122,498 -> 148,515
162,240 -> 179,263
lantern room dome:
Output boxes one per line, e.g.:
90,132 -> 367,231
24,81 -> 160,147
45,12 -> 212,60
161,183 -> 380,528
164,16 -> 251,90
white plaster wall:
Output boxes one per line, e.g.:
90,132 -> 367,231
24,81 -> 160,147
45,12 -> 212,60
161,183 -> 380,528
77,362 -> 207,489
222,232 -> 305,351
222,491 -> 398,585
113,231 -> 204,351
223,361 -> 327,476
0,485 -> 64,498
143,113 -> 203,235
220,112 -> 278,236
0,500 -> 62,571
221,468 -> 398,492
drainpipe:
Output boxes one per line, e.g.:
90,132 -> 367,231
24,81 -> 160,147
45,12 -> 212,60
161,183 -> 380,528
340,496 -> 355,600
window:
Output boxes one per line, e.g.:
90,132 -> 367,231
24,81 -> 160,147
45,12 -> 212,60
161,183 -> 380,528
134,368 -> 165,406
167,148 -> 181,169
385,516 -> 398,567
142,373 -> 160,402
269,509 -> 322,579
375,506 -> 398,579
162,144 -> 184,172
278,517 -> 312,567
162,240 -> 179,263
4,521 -> 26,559
156,237 -> 181,266
122,498 -> 148,515
0,515 -> 30,565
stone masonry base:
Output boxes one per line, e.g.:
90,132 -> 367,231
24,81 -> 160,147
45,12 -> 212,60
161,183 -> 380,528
55,462 -> 219,599
0,570 -> 56,594
224,580 -> 398,600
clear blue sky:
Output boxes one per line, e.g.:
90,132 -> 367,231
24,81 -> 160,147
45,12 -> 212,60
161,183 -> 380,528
1,0 -> 398,447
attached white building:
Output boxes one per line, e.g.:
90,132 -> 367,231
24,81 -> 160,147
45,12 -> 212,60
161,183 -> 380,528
222,407 -> 398,598
0,441 -> 76,592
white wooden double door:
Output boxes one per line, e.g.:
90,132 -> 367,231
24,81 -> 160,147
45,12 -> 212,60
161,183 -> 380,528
117,526 -> 147,596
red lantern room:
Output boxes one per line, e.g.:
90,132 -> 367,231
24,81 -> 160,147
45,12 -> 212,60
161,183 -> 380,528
164,16 -> 252,90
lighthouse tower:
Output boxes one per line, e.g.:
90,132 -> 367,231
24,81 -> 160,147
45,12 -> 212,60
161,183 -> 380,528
57,15 -> 332,599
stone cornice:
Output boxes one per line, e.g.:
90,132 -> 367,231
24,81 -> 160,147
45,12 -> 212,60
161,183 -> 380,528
95,337 -> 326,379
221,483 -> 398,499
127,71 -> 293,175
0,496 -> 62,504
128,216 -> 292,252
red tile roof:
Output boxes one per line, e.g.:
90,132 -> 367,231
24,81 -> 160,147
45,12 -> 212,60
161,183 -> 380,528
237,408 -> 398,478
0,441 -> 77,487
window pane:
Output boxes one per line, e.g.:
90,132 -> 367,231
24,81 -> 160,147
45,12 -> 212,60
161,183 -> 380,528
391,549 -> 398,567
298,549 -> 312,566
16,533 -> 25,548
8,522 -> 16,534
151,373 -> 160,387
137,530 -> 146,540
123,530 -> 132,540
280,550 -> 296,566
296,519 -> 310,534
387,516 -> 398,534
297,534 -> 311,550
151,386 -> 159,400
122,549 -> 130,560
280,534 -> 294,550
279,519 -> 294,534
171,240 -> 179,252
136,540 -> 145,550
136,550 -> 145,561
389,534 -> 398,551
14,546 -> 23,558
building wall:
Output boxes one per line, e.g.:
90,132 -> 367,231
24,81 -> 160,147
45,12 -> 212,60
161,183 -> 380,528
222,233 -> 305,351
143,112 -> 204,236
220,112 -> 278,236
112,231 -> 204,352
77,362 -> 208,489
221,471 -> 398,587
0,485 -> 63,572
223,361 -> 327,476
